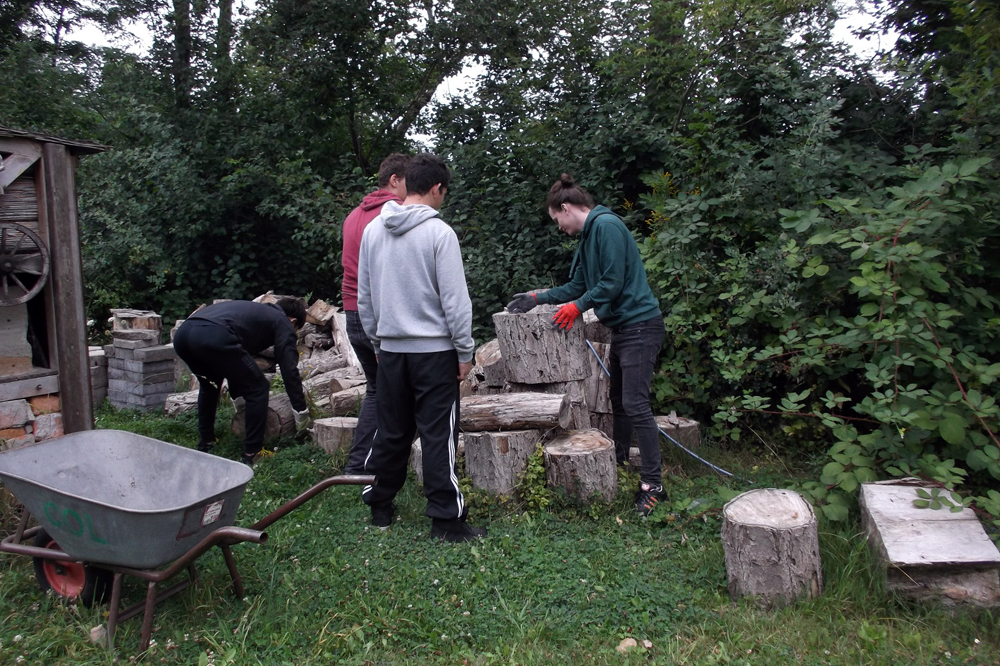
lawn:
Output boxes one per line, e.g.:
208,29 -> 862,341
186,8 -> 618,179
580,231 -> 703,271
0,404 -> 996,665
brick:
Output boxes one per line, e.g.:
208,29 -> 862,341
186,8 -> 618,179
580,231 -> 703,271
0,427 -> 34,450
108,379 -> 175,397
0,400 -> 33,428
108,358 -> 175,374
103,344 -> 114,357
112,337 -> 159,350
28,394 -> 60,416
134,344 -> 177,363
113,329 -> 161,343
33,413 -> 63,441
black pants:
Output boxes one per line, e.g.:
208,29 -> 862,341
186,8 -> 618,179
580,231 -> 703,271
609,316 -> 665,486
343,310 -> 379,474
361,349 -> 465,520
173,319 -> 270,456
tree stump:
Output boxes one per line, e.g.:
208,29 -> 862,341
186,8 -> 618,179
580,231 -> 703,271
464,430 -> 542,495
590,412 -> 613,440
655,413 -> 700,450
721,488 -> 822,608
543,429 -> 617,503
313,417 -> 357,455
461,393 -> 573,431
493,307 -> 591,383
410,435 -> 464,486
231,392 -> 295,443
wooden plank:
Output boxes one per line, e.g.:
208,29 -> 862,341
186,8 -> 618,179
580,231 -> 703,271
0,371 -> 59,401
42,143 -> 92,432
0,176 -> 40,223
0,138 -> 42,191
860,483 -> 1000,567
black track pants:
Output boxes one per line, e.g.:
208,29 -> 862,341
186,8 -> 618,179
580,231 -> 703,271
173,319 -> 270,455
362,350 -> 464,520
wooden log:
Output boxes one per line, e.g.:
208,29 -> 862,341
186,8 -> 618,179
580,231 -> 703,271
298,348 -> 346,378
410,434 -> 464,485
655,413 -> 700,450
464,430 -> 542,495
721,488 -> 822,608
859,479 -> 1000,606
477,339 -> 507,387
508,380 -> 590,430
163,390 -> 199,417
231,392 -> 295,443
583,310 -> 611,343
313,417 -> 357,455
331,312 -> 362,373
328,375 -> 366,393
590,412 -> 613,440
460,393 -> 572,431
493,307 -> 591,384
584,341 -> 612,414
314,385 -> 365,416
110,308 -> 162,331
543,429 -> 617,503
306,298 -> 337,327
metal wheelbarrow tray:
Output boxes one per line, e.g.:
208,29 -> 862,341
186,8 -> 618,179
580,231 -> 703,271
0,429 -> 374,652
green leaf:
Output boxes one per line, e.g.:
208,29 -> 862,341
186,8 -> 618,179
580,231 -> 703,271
913,499 -> 931,509
822,503 -> 849,521
938,412 -> 966,445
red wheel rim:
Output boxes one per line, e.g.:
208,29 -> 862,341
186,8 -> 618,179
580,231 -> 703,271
41,541 -> 86,598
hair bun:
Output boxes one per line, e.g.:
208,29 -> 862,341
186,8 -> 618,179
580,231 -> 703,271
559,173 -> 575,188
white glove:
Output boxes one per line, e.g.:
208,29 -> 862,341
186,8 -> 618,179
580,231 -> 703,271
294,408 -> 312,431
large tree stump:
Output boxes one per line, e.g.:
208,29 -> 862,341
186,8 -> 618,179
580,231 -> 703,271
464,430 -> 542,495
721,488 -> 822,608
493,307 -> 591,384
584,341 -> 611,414
231,392 -> 295,443
461,393 -> 573,431
508,380 -> 590,430
590,412 -> 613,440
543,429 -> 617,503
654,413 -> 701,451
410,435 -> 464,485
583,310 -> 611,344
313,417 -> 357,455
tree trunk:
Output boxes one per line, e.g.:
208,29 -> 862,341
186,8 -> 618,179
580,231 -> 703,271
508,380 -> 590,430
315,385 -> 365,416
464,430 -> 542,495
655,413 -> 701,450
231,392 -> 295,443
298,348 -> 346,378
543,429 -> 617,503
460,393 -> 572,431
584,341 -> 611,414
171,0 -> 193,108
313,416 -> 357,455
721,488 -> 822,608
590,411 -> 613,440
164,390 -> 199,416
493,307 -> 591,383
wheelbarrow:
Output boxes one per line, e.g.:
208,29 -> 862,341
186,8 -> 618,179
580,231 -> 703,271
0,429 -> 374,652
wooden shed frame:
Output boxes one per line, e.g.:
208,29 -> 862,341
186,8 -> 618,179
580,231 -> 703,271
0,127 -> 106,433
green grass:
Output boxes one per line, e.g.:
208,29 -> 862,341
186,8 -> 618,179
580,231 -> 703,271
0,405 -> 997,665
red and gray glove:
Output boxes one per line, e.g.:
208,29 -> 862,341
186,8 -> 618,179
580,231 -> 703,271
506,292 -> 537,314
551,302 -> 581,331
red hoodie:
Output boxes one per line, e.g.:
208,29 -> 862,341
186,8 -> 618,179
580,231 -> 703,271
341,189 -> 404,310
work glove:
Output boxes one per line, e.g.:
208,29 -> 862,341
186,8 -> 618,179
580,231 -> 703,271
294,408 -> 312,432
506,292 -> 537,314
551,302 -> 581,331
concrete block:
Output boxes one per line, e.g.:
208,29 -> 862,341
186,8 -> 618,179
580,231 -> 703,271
134,344 -> 176,363
108,358 -> 175,375
0,399 -> 33,428
33,413 -> 63,441
108,379 -> 176,396
112,337 -> 159,350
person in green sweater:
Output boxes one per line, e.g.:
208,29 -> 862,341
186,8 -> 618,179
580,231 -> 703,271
506,174 -> 666,516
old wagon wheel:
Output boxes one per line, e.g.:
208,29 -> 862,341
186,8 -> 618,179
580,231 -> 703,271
0,222 -> 50,306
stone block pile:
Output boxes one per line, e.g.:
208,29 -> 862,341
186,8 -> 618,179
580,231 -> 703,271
89,346 -> 108,406
106,310 -> 178,411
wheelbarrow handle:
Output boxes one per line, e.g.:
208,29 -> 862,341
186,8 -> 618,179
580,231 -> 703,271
249,474 -> 376,532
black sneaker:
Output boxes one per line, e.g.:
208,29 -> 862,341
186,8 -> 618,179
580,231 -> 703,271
197,438 -> 215,453
634,483 -> 666,517
241,449 -> 274,467
371,504 -> 395,530
430,517 -> 487,542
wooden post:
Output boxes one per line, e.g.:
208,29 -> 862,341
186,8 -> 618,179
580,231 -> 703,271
543,429 -> 617,503
493,307 -> 591,384
721,488 -> 822,608
464,430 -> 542,495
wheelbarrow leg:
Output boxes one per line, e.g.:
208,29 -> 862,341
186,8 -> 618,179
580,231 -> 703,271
140,581 -> 158,652
220,545 -> 244,598
106,572 -> 125,649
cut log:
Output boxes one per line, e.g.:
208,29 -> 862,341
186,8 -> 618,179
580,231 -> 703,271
298,348 -> 346,378
583,310 -> 611,344
859,479 -> 1000,606
313,417 -> 357,455
493,307 -> 591,384
477,339 -> 507,387
410,434 -> 464,485
460,393 -> 572,431
508,380 -> 590,430
721,488 -> 822,608
328,375 -> 366,393
306,299 -> 337,327
231,392 -> 295,443
314,385 -> 365,416
111,308 -> 162,331
584,341 -> 612,414
464,430 -> 542,495
543,429 -> 617,503
654,413 -> 700,450
163,390 -> 199,417
331,312 -> 362,373
590,412 -> 613,440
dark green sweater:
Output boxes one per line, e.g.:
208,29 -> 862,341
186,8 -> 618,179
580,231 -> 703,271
536,206 -> 661,328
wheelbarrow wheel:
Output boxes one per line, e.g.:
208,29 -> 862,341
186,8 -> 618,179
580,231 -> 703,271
32,529 -> 113,607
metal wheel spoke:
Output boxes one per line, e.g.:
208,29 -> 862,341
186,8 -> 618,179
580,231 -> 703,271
9,273 -> 28,295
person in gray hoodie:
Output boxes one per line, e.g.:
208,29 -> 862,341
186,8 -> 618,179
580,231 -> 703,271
356,153 -> 485,542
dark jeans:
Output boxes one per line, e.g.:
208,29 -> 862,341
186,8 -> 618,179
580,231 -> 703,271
361,350 -> 465,520
173,319 -> 270,456
609,316 -> 665,486
343,309 -> 379,474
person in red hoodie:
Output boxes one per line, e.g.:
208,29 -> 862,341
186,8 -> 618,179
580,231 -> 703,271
341,153 -> 410,474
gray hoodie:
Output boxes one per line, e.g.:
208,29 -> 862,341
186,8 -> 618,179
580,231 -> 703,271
357,200 -> 474,363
